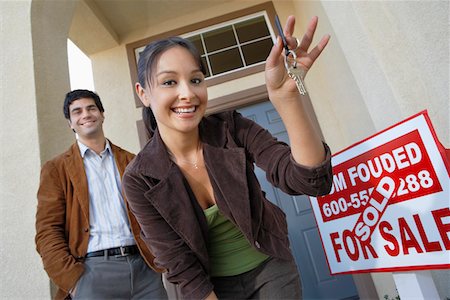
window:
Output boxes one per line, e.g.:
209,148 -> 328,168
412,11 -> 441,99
184,14 -> 273,79
133,13 -> 274,80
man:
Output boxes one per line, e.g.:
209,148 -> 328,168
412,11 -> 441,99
35,89 -> 167,300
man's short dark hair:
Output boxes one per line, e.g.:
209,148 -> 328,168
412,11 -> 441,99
63,89 -> 104,120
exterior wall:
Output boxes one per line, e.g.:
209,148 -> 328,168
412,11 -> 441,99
319,1 -> 449,149
0,1 -> 74,299
90,45 -> 141,153
1,0 -> 76,298
32,0 -> 78,163
0,2 -> 47,298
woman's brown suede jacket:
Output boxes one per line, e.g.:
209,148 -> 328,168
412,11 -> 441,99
123,110 -> 332,300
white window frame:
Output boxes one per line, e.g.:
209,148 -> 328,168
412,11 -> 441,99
134,11 -> 277,80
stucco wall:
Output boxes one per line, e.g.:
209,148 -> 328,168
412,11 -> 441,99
319,1 -> 449,149
2,1 -> 78,298
1,2 -> 46,298
2,1 -> 52,299
90,45 -> 141,153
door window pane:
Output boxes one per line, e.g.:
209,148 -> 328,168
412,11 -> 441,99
235,16 -> 270,43
209,48 -> 243,74
188,35 -> 204,55
241,38 -> 273,65
203,26 -> 236,53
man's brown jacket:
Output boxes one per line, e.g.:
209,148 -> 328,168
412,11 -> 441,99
35,142 -> 161,300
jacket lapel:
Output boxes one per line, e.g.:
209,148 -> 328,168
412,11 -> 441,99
144,167 -> 210,265
65,143 -> 90,221
200,114 -> 253,238
203,144 -> 252,239
138,131 -> 209,264
110,141 -> 128,177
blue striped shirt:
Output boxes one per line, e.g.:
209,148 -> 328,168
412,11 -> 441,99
78,140 -> 135,253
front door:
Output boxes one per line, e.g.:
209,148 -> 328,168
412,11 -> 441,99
238,101 -> 359,300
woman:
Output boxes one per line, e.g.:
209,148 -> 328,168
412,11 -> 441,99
123,15 -> 332,300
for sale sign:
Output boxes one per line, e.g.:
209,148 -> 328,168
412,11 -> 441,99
310,111 -> 450,274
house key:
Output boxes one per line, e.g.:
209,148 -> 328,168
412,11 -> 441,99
274,14 -> 308,95
285,50 -> 308,96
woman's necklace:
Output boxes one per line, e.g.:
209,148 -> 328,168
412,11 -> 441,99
167,141 -> 202,169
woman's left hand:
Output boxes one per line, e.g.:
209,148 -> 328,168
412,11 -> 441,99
265,15 -> 330,96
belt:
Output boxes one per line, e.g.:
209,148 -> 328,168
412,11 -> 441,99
85,245 -> 139,258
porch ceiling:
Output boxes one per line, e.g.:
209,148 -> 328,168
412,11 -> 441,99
69,0 -> 236,55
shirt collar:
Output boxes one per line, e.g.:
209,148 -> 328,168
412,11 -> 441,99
77,139 -> 111,158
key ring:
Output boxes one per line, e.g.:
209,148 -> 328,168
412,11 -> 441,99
284,49 -> 308,95
284,49 -> 298,71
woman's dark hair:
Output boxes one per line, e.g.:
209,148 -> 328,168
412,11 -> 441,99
142,106 -> 156,140
137,37 -> 207,136
63,89 -> 104,120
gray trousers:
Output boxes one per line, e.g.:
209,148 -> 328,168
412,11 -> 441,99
72,253 -> 168,300
211,256 -> 302,300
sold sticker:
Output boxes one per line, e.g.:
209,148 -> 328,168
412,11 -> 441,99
309,111 -> 450,274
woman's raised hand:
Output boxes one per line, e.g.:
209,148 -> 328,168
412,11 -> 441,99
265,15 -> 330,97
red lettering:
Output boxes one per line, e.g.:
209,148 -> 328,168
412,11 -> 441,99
398,217 -> 423,254
432,208 -> 450,250
413,214 -> 442,252
379,221 -> 400,256
330,232 -> 342,262
360,238 -> 379,259
343,230 -> 359,261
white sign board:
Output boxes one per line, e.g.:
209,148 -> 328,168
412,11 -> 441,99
310,111 -> 450,274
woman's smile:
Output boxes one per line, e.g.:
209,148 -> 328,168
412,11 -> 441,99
172,105 -> 197,115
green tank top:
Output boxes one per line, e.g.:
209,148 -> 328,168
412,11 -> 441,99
204,204 -> 269,277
